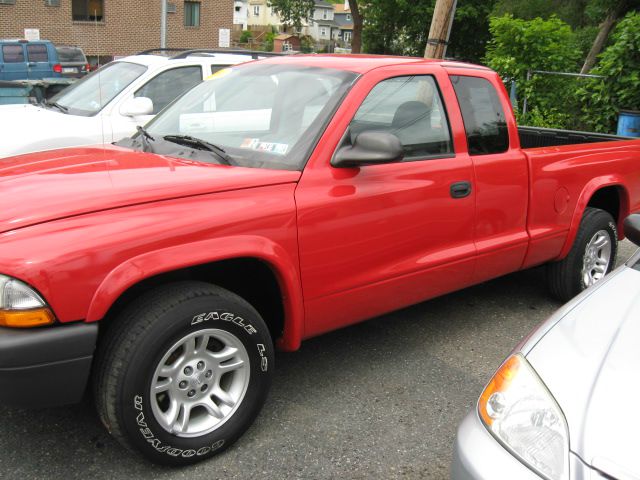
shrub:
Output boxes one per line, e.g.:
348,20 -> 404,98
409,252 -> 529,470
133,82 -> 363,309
484,14 -> 581,128
239,30 -> 253,43
578,12 -> 640,133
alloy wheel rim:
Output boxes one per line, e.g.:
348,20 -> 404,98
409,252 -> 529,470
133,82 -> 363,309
581,230 -> 611,288
150,328 -> 250,438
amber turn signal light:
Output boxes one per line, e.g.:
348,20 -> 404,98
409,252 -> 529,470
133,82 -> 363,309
0,308 -> 55,328
478,354 -> 522,426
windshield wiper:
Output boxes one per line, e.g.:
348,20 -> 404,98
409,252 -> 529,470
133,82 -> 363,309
163,134 -> 232,165
44,100 -> 68,113
136,125 -> 155,152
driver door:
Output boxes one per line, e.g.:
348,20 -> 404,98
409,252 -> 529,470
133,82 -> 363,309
295,67 -> 477,338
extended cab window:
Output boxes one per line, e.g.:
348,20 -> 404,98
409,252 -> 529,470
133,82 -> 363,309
350,75 -> 453,159
135,66 -> 202,114
450,75 -> 509,155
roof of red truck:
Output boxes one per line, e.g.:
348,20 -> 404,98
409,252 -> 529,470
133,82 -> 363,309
259,54 -> 491,74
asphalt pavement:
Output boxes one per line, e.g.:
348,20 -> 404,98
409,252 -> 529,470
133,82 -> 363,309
1,241 -> 635,480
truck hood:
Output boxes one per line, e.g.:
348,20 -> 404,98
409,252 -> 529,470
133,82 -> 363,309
0,104 -> 102,158
0,145 -> 300,233
525,266 -> 640,479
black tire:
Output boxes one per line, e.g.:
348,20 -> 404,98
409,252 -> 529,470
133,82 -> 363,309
94,281 -> 274,466
547,207 -> 618,302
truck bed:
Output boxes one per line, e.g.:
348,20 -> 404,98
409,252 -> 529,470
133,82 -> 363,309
519,126 -> 630,149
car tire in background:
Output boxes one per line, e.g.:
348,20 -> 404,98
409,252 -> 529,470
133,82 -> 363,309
94,282 -> 274,465
547,207 -> 618,302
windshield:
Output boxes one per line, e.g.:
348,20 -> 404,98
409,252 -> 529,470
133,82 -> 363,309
55,46 -> 86,63
145,63 -> 358,171
48,61 -> 147,116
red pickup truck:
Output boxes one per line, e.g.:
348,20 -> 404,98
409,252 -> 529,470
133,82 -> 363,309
1,55 -> 639,465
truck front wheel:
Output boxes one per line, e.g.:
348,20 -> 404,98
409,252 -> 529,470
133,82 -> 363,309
547,207 -> 618,302
94,282 -> 274,465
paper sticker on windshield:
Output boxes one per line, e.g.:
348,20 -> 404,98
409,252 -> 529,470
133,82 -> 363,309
205,68 -> 232,81
240,138 -> 288,155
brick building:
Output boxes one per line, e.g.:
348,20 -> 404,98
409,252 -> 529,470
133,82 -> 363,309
0,0 -> 233,62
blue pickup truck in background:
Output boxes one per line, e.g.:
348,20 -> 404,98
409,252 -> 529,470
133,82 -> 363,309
0,39 -> 89,80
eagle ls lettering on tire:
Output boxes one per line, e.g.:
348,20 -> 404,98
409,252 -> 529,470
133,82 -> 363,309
94,282 -> 274,466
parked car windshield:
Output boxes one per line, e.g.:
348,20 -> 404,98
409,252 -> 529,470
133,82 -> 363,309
144,63 -> 358,171
48,61 -> 147,116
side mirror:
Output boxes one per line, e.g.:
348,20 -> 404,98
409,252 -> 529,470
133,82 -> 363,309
624,214 -> 640,246
120,97 -> 154,117
332,131 -> 404,168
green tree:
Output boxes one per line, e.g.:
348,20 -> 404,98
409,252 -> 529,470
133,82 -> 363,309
268,0 -> 315,31
362,0 -> 494,63
484,15 -> 582,127
579,11 -> 640,132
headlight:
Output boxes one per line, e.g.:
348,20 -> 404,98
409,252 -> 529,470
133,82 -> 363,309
478,354 -> 569,480
0,274 -> 55,328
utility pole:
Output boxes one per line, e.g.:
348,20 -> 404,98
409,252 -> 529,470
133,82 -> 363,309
160,0 -> 167,48
424,0 -> 457,59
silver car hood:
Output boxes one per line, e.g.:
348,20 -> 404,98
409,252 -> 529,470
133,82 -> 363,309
525,265 -> 640,479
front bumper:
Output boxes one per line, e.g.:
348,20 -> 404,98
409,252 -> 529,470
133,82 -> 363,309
451,410 -> 542,480
0,322 -> 97,407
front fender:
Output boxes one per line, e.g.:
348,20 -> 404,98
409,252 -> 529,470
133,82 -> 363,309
558,176 -> 629,259
86,235 -> 305,351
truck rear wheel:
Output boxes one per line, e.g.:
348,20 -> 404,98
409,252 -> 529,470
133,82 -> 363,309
547,207 -> 617,302
94,281 -> 274,465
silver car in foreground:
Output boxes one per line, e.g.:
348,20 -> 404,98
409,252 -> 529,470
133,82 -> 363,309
452,215 -> 640,480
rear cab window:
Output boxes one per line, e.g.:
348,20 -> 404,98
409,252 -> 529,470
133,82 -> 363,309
450,75 -> 509,155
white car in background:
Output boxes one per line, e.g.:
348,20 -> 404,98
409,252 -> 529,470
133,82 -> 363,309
0,49 -> 270,158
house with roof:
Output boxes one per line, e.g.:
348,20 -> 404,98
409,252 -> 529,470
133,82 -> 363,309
304,0 -> 340,43
274,34 -> 301,52
333,1 -> 353,47
233,0 -> 249,29
246,0 -> 282,28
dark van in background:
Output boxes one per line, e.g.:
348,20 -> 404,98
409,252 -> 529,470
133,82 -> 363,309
55,45 -> 90,77
0,39 -> 89,80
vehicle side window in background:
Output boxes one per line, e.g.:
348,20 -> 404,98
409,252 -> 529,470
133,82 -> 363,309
210,65 -> 228,76
135,66 -> 202,114
2,45 -> 24,63
350,75 -> 453,159
450,75 -> 509,155
27,44 -> 49,63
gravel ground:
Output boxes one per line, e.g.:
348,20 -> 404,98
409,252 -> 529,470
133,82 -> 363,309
0,241 -> 635,480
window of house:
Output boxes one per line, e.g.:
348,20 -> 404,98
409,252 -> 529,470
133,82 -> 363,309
253,5 -> 260,15
450,75 -> 509,155
320,27 -> 327,36
322,9 -> 328,19
343,31 -> 351,42
184,1 -> 201,26
346,14 -> 351,21
2,45 -> 24,63
26,44 -> 49,62
72,0 -> 104,21
349,75 -> 453,159
135,66 -> 202,114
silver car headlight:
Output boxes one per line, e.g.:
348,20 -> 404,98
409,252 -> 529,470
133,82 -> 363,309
0,274 -> 55,327
478,354 -> 569,480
